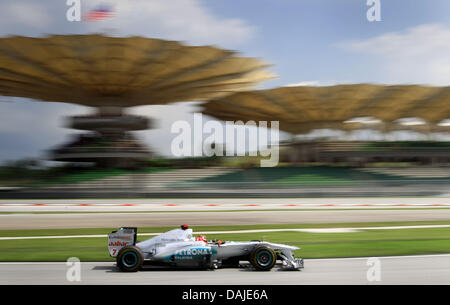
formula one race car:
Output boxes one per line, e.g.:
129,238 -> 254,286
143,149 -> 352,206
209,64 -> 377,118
108,225 -> 304,272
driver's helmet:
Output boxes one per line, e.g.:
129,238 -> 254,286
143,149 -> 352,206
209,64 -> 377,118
195,235 -> 207,243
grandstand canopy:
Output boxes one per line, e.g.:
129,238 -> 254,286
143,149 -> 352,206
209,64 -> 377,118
0,34 -> 273,107
202,84 -> 450,134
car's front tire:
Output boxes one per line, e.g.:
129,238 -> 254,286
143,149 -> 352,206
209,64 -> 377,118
249,245 -> 276,271
116,246 -> 143,272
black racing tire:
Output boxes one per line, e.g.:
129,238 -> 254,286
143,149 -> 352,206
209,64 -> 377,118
116,246 -> 144,272
249,245 -> 276,271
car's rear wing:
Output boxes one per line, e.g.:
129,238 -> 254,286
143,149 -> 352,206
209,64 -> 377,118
107,227 -> 137,257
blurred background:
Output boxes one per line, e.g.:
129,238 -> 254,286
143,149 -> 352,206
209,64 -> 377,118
0,0 -> 450,285
0,0 -> 449,198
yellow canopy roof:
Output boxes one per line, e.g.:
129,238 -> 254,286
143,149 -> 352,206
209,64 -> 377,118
0,35 -> 273,107
202,84 -> 450,133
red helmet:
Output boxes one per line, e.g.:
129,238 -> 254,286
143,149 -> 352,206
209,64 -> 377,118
195,235 -> 207,243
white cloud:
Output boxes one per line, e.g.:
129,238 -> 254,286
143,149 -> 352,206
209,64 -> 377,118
0,99 -> 91,162
284,80 -> 347,87
340,24 -> 450,86
92,0 -> 255,46
0,1 -> 51,29
0,0 -> 255,47
129,102 -> 204,157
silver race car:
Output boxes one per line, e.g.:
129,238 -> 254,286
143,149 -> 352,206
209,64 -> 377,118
108,225 -> 304,272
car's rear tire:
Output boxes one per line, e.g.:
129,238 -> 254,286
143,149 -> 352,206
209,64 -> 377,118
116,246 -> 143,272
249,245 -> 276,271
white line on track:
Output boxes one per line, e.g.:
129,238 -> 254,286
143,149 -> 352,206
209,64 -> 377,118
1,224 -> 450,241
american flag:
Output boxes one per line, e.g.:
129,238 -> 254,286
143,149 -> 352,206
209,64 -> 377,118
83,5 -> 115,22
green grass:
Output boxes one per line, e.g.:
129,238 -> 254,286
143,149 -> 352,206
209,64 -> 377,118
1,221 -> 450,261
1,220 -> 450,237
204,228 -> 450,258
0,238 -> 110,262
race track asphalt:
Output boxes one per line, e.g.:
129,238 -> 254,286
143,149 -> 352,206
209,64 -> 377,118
1,254 -> 449,285
2,208 -> 450,229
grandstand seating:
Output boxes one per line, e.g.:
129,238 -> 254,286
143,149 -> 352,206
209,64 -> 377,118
45,167 -> 238,189
189,166 -> 450,188
359,167 -> 450,178
285,141 -> 450,164
38,166 -> 450,190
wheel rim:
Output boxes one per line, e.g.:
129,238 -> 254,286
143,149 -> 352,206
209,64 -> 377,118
122,252 -> 138,268
256,250 -> 273,267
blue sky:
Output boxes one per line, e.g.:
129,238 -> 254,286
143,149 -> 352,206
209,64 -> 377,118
203,0 -> 450,87
0,0 -> 449,162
